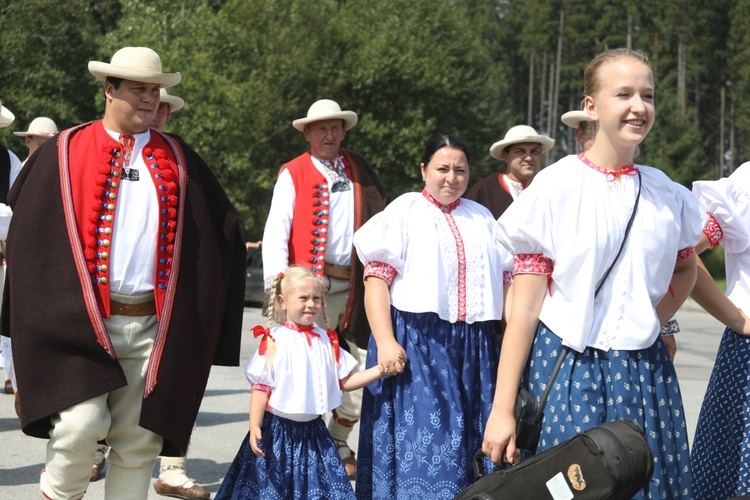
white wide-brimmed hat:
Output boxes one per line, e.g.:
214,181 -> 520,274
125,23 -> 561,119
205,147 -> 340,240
88,47 -> 181,88
561,110 -> 591,129
160,88 -> 184,112
292,99 -> 358,131
0,100 -> 15,128
13,117 -> 58,137
489,125 -> 555,160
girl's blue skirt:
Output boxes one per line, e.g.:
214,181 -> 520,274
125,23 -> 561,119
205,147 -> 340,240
216,413 -> 355,499
528,322 -> 692,499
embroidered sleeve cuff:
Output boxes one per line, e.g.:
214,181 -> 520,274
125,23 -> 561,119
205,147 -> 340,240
676,247 -> 695,261
513,254 -> 554,275
363,261 -> 397,286
251,383 -> 271,394
660,319 -> 680,336
503,270 -> 514,285
703,213 -> 724,248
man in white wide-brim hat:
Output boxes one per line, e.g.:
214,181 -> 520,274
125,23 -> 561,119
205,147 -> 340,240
262,98 -> 388,477
4,46 -> 245,500
151,88 -> 184,133
466,124 -> 554,219
13,116 -> 58,163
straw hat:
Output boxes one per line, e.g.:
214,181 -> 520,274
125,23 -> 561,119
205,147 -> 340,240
561,110 -> 591,129
489,125 -> 555,160
292,99 -> 357,131
0,100 -> 15,128
13,117 -> 58,137
88,47 -> 181,88
160,88 -> 184,112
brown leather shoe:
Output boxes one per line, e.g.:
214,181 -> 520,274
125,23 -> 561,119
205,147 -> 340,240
3,379 -> 12,394
153,479 -> 210,500
90,458 -> 106,482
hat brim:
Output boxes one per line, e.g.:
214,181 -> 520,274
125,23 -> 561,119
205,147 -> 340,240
0,106 -> 15,128
161,95 -> 184,112
292,111 -> 358,132
561,111 -> 591,129
490,135 -> 555,159
88,61 -> 181,88
13,131 -> 57,137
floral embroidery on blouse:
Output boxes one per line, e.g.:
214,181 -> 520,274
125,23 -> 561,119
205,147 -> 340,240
578,152 -> 638,181
703,212 -> 724,248
364,261 -> 397,286
513,253 -> 554,275
676,247 -> 695,261
252,383 -> 271,393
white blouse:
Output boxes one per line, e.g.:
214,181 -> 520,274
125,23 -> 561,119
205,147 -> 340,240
495,154 -> 704,352
353,191 -> 513,324
693,162 -> 750,311
245,323 -> 358,422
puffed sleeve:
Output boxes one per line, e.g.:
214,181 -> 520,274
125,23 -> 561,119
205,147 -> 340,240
337,349 -> 359,380
673,182 -> 706,253
693,162 -> 750,254
353,194 -> 412,275
244,346 -> 274,389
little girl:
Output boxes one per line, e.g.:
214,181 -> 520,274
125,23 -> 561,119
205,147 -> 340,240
216,266 -> 389,500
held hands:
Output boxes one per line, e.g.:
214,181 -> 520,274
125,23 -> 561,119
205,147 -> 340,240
377,338 -> 407,377
248,425 -> 264,457
736,309 -> 750,336
482,408 -> 517,465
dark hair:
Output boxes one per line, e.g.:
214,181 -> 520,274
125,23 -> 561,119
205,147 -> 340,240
105,76 -> 124,89
420,134 -> 471,167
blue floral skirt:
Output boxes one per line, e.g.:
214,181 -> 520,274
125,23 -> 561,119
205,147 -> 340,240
527,322 -> 692,499
355,308 -> 500,499
215,413 -> 355,500
691,327 -> 750,499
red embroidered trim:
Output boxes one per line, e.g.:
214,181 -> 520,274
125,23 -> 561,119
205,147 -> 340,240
677,247 -> 695,261
703,213 -> 724,247
422,189 -> 467,320
503,270 -> 514,285
363,261 -> 397,285
283,321 -> 321,346
513,254 -> 553,275
578,152 -> 638,181
252,383 -> 271,394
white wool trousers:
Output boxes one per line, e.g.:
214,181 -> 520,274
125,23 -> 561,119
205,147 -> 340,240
41,301 -> 163,500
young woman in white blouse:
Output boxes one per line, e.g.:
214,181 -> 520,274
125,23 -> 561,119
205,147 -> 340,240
484,49 -> 703,499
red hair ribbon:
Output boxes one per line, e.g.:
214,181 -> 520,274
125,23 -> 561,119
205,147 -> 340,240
252,325 -> 272,355
328,328 -> 341,364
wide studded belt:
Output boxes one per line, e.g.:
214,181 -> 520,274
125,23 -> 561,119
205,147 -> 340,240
110,298 -> 157,316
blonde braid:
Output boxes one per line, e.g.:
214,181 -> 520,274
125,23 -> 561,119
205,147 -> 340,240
319,276 -> 338,367
263,272 -> 285,366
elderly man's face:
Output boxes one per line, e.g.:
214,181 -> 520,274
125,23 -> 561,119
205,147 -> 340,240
304,119 -> 346,160
502,142 -> 542,185
103,79 -> 160,135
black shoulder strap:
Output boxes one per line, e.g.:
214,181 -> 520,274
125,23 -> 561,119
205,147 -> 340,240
0,145 -> 10,205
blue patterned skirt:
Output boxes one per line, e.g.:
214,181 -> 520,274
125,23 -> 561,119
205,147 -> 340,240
691,327 -> 750,499
355,308 -> 500,499
528,322 -> 692,499
215,413 -> 355,500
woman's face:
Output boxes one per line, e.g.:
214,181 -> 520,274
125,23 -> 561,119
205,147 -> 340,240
420,147 -> 469,206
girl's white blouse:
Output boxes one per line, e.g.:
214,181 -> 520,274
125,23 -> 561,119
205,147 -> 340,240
245,324 -> 358,422
495,155 -> 704,352
693,161 -> 750,311
353,192 -> 512,323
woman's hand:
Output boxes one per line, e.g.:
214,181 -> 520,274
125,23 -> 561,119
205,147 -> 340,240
734,309 -> 750,336
249,425 -> 264,457
482,408 -> 517,465
377,337 -> 407,376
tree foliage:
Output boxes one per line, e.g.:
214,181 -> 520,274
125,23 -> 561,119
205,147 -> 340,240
0,0 -> 744,238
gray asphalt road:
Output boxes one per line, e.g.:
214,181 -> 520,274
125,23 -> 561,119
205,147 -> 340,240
0,302 -> 724,498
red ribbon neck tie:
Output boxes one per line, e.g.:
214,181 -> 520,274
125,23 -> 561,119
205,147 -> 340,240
251,325 -> 273,355
579,152 -> 638,182
119,134 -> 135,167
284,321 -> 321,346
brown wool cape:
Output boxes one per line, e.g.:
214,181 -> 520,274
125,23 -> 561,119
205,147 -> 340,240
1,122 -> 246,456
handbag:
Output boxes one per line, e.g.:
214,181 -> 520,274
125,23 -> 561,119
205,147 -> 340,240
513,170 -> 642,455
457,420 -> 654,500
